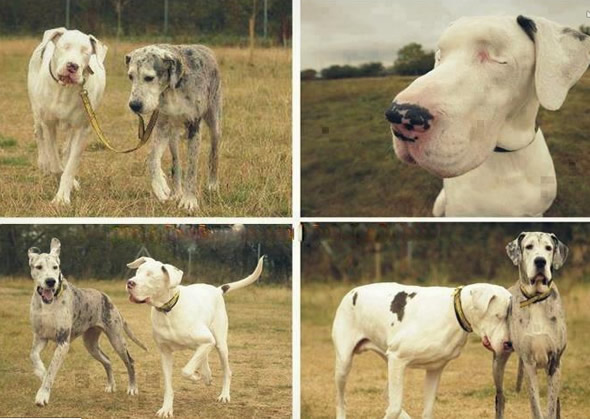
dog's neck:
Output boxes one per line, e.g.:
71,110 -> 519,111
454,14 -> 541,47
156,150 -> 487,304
494,89 -> 540,152
150,287 -> 180,309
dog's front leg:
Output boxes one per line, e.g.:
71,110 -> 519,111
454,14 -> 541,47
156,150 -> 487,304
178,123 -> 200,213
53,127 -> 89,205
422,366 -> 445,419
522,360 -> 544,419
35,340 -> 70,406
157,349 -> 174,418
384,352 -> 410,419
493,351 -> 511,419
149,126 -> 172,202
547,354 -> 562,419
30,334 -> 48,381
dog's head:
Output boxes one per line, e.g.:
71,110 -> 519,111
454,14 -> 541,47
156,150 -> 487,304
125,45 -> 184,115
386,15 -> 590,178
506,232 -> 568,294
126,257 -> 183,306
41,27 -> 107,86
28,238 -> 63,305
464,284 -> 513,355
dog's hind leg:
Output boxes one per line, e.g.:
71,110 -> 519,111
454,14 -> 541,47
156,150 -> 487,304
334,342 -> 355,419
83,327 -> 115,392
104,327 -> 138,395
30,334 -> 48,381
169,134 -> 182,200
204,105 -> 221,192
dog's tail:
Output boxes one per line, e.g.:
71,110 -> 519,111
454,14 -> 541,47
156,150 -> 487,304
123,320 -> 148,351
515,357 -> 524,392
219,256 -> 265,295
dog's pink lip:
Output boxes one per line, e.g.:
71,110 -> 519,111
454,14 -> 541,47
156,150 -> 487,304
482,336 -> 493,352
37,286 -> 55,304
128,294 -> 149,304
58,73 -> 78,85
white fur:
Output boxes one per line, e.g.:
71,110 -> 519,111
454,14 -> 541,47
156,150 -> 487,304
332,282 -> 512,419
27,28 -> 107,205
389,16 -> 590,216
126,256 -> 264,417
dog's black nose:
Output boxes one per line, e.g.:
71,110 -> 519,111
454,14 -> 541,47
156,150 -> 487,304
534,257 -> 547,269
129,100 -> 143,113
45,278 -> 56,288
66,62 -> 79,73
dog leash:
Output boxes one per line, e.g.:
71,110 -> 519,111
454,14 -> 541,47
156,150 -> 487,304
453,286 -> 473,333
79,85 -> 158,154
519,282 -> 554,308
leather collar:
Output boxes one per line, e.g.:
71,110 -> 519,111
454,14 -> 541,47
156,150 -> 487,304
154,291 -> 180,314
453,286 -> 473,333
494,128 -> 539,153
519,282 -> 553,308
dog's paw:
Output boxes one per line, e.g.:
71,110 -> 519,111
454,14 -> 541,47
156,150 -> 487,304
152,177 -> 171,202
35,387 -> 50,406
217,393 -> 230,403
181,369 -> 201,383
127,384 -> 138,396
178,195 -> 199,213
51,192 -> 71,206
104,383 -> 116,393
200,364 -> 212,386
73,178 -> 80,191
156,406 -> 174,418
207,179 -> 219,193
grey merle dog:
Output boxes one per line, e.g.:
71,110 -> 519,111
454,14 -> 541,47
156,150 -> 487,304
29,238 -> 147,406
125,44 -> 222,213
493,232 -> 568,419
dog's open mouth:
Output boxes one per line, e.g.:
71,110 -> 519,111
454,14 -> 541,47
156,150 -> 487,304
532,273 -> 548,285
36,286 -> 55,304
58,74 -> 78,85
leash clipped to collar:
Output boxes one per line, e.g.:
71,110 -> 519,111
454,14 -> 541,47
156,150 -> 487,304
154,291 -> 180,314
80,87 -> 158,153
519,282 -> 553,308
453,286 -> 473,333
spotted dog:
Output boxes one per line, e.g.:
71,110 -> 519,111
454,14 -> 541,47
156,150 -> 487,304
332,282 -> 513,419
125,44 -> 222,213
385,16 -> 590,216
493,232 -> 568,419
27,28 -> 107,205
28,238 -> 146,406
126,255 -> 264,417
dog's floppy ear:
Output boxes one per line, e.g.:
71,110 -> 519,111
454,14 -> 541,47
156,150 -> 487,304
40,27 -> 66,61
127,257 -> 152,269
162,264 -> 183,288
517,15 -> 590,110
470,286 -> 496,314
28,247 -> 40,263
506,232 -> 527,266
88,34 -> 107,75
164,53 -> 183,88
50,238 -> 61,257
125,54 -> 131,67
550,233 -> 569,270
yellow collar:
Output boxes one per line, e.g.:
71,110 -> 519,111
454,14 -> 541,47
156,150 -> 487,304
155,291 -> 180,314
453,286 -> 473,333
519,282 -> 553,308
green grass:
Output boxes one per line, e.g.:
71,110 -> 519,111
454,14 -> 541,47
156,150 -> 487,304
301,73 -> 590,216
0,135 -> 17,148
0,278 -> 292,418
0,156 -> 28,166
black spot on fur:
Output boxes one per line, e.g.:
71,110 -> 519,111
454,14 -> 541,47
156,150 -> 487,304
221,284 -> 230,294
547,351 -> 561,376
390,291 -> 416,321
56,328 -> 69,345
562,27 -> 588,41
101,294 -> 113,325
352,292 -> 358,306
550,316 -> 557,322
517,15 -> 537,42
186,120 -> 200,139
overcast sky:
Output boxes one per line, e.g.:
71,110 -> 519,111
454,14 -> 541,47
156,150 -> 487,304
301,0 -> 590,70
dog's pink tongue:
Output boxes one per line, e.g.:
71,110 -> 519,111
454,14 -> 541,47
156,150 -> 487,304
42,288 -> 53,300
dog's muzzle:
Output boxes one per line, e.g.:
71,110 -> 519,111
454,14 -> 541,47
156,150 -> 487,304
36,285 -> 56,304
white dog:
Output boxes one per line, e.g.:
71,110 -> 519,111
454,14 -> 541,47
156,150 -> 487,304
27,27 -> 107,205
385,16 -> 590,216
126,255 -> 265,417
332,282 -> 513,419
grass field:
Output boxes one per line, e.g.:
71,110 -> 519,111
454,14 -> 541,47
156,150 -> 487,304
0,279 -> 291,418
301,73 -> 590,216
301,281 -> 590,418
0,39 -> 291,217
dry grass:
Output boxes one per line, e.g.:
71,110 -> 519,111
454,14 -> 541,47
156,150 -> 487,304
301,281 -> 590,418
0,38 -> 291,216
0,279 -> 292,418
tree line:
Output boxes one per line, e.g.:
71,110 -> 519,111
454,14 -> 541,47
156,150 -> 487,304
0,0 -> 292,46
303,24 -> 590,81
0,225 -> 292,285
302,223 -> 590,284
